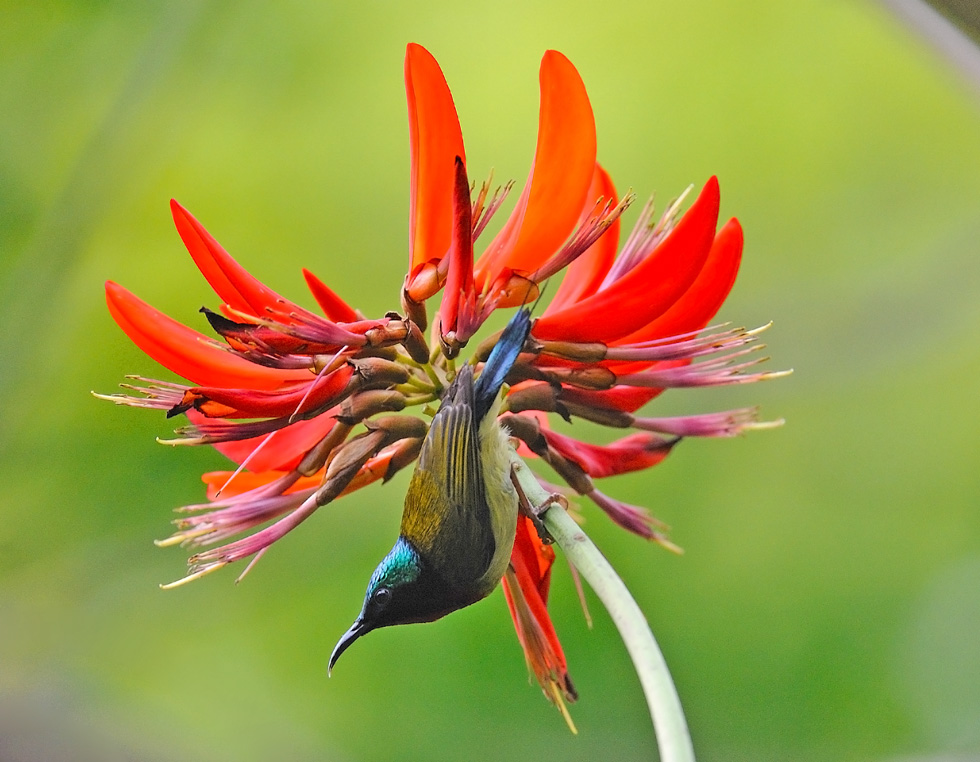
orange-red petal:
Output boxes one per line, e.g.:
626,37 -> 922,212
302,268 -> 359,323
475,51 -> 597,286
405,43 -> 465,275
617,217 -> 743,344
511,515 -> 556,602
437,157 -> 474,335
542,429 -> 676,478
170,200 -> 307,323
202,469 -> 321,500
181,364 -> 354,419
105,281 -> 309,389
533,176 -> 721,343
502,517 -> 576,713
559,384 -> 664,413
196,410 -> 338,472
202,442 -> 401,499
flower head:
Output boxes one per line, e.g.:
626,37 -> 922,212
99,43 -> 785,724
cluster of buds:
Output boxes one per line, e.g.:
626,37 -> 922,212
99,44 -> 785,719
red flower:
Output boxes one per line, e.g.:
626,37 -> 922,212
100,43 -> 784,723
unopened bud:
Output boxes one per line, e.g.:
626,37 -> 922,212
537,340 -> 607,363
364,320 -> 408,347
336,390 -> 407,424
543,450 -> 594,495
352,345 -> 400,361
543,366 -> 616,390
560,400 -> 632,428
439,329 -> 464,360
403,320 -> 431,364
297,422 -> 354,476
506,382 -> 559,414
401,282 -> 428,331
351,357 -> 411,388
499,413 -> 547,455
364,414 -> 429,442
317,430 -> 387,504
383,436 -> 424,481
312,353 -> 349,375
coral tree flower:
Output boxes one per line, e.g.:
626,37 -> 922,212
100,43 -> 784,724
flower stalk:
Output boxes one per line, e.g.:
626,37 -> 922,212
511,454 -> 695,761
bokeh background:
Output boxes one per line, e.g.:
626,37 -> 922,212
2,1 -> 979,760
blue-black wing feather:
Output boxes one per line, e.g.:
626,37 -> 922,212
473,307 -> 532,421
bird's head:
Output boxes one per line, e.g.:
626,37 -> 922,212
329,536 -> 454,673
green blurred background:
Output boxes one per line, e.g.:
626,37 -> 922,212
2,1 -> 979,760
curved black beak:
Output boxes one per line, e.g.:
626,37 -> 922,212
328,618 -> 371,676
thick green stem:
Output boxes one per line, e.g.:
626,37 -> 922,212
511,455 -> 696,762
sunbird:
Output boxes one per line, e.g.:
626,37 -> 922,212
329,306 -> 533,672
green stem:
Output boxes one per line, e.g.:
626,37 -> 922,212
511,455 -> 696,762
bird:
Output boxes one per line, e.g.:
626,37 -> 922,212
328,306 -> 533,672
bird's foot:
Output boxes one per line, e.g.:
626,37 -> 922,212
510,467 -> 566,545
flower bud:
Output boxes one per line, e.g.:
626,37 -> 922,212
335,390 -> 407,425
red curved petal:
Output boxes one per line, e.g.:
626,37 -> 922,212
185,364 -> 354,419
405,43 -> 465,275
559,384 -> 664,413
502,518 -> 575,707
171,199 -> 307,322
475,50 -> 597,286
511,515 -> 556,601
196,410 -> 338,472
546,163 -> 620,314
618,217 -> 743,344
533,176 -> 721,343
543,429 -> 675,478
302,269 -> 359,322
202,469 -> 320,500
106,281 -> 308,389
437,157 -> 474,335
202,431 -> 403,497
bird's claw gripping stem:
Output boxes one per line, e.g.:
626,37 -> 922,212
510,465 -> 566,545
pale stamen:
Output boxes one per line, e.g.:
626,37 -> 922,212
602,185 -> 693,287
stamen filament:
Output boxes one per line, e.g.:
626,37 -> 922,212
159,561 -> 227,590
289,345 -> 348,423
235,547 -> 269,584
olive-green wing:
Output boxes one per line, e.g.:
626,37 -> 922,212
399,367 -> 495,588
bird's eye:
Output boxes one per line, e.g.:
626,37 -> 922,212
372,587 -> 392,609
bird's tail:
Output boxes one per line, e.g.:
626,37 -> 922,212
473,307 -> 532,421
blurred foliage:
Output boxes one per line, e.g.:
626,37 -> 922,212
927,0 -> 980,42
1,1 -> 979,760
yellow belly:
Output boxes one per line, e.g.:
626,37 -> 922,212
474,401 -> 519,595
